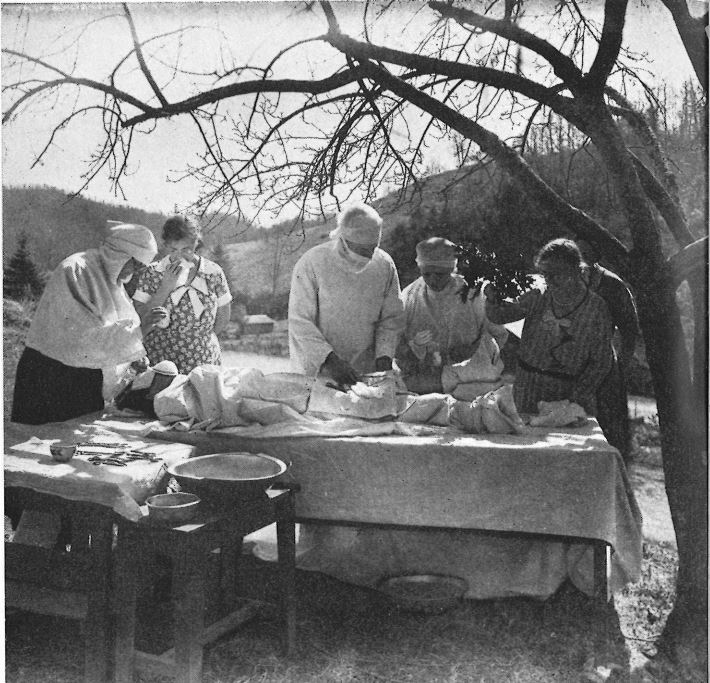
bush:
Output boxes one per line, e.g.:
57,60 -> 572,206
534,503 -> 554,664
3,298 -> 34,329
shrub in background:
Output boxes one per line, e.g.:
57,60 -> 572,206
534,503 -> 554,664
3,233 -> 45,300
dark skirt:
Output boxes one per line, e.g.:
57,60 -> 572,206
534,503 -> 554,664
596,361 -> 631,464
11,346 -> 104,425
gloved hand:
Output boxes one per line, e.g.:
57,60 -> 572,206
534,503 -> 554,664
408,329 -> 435,361
375,356 -> 393,371
413,329 -> 434,346
130,356 -> 151,373
322,352 -> 359,387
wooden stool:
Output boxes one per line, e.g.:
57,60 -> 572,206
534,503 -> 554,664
5,488 -> 115,683
112,486 -> 296,683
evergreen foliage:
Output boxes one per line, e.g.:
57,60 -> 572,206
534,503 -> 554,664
3,233 -> 44,300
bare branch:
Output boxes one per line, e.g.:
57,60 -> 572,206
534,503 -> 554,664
122,3 -> 168,107
352,56 -> 628,264
659,0 -> 708,93
123,69 -> 364,126
325,29 -> 582,122
631,152 -> 694,248
428,0 -> 584,89
606,86 -> 681,203
585,0 -> 628,92
668,237 -> 709,286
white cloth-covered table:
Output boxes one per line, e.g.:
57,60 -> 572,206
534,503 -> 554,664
4,415 -> 194,521
19,414 -> 641,598
135,417 -> 642,598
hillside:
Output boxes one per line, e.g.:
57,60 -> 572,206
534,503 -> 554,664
4,121 -> 706,308
223,164 -> 505,298
1,186 -> 168,272
1,186 -> 254,273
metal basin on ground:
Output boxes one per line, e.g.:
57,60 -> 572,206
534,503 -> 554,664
167,452 -> 288,506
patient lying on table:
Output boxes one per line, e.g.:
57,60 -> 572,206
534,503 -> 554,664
117,363 -> 528,435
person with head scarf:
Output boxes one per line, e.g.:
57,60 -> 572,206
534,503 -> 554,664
11,222 -> 159,424
396,237 -> 509,396
288,202 -> 405,385
132,214 -> 232,375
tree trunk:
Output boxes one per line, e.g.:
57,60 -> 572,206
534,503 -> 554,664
588,104 -> 708,657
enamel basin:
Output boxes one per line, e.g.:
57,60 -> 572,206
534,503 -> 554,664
167,452 -> 288,505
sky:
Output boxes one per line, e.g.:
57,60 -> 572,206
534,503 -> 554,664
1,0 -> 704,219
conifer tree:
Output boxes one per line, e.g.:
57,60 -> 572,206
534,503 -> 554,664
3,233 -> 44,300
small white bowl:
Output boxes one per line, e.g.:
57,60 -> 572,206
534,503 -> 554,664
49,443 -> 76,463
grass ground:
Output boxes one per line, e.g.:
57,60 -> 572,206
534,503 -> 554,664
3,305 -> 699,682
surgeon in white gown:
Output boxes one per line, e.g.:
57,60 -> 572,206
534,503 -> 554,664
288,202 -> 404,385
397,237 -> 509,397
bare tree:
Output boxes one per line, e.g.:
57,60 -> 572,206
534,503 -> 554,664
3,0 -> 707,662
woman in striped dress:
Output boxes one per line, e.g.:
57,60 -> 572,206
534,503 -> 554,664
484,239 -> 614,416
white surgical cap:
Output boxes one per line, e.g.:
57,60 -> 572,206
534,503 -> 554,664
415,237 -> 458,270
329,203 -> 383,245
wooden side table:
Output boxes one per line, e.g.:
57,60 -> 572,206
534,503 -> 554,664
112,486 -> 297,683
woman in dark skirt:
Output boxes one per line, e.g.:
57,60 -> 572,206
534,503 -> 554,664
11,348 -> 104,424
11,222 -> 160,425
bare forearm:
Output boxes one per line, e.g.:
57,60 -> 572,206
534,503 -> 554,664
214,304 -> 231,334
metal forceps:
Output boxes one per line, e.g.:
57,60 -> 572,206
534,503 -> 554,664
88,455 -> 128,467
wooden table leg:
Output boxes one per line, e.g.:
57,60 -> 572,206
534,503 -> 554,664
592,541 -> 609,603
276,492 -> 296,656
220,536 -> 243,616
173,548 -> 208,683
113,530 -> 140,683
77,514 -> 113,683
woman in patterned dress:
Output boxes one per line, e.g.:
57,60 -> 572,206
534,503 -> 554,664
133,215 -> 232,375
484,238 -> 614,416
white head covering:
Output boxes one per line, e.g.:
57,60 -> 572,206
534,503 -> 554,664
415,237 -> 458,270
329,203 -> 383,246
103,222 -> 158,266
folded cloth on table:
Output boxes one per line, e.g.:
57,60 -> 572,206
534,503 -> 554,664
397,393 -> 454,426
441,333 -> 504,397
307,375 -> 398,420
450,379 -> 505,402
449,384 -> 528,435
153,365 -> 315,428
529,400 -> 587,427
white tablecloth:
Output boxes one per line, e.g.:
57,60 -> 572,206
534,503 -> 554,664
140,417 -> 643,598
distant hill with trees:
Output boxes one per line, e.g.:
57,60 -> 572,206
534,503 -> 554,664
1,186 -> 168,272
3,90 -> 705,321
0,185 -> 257,274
